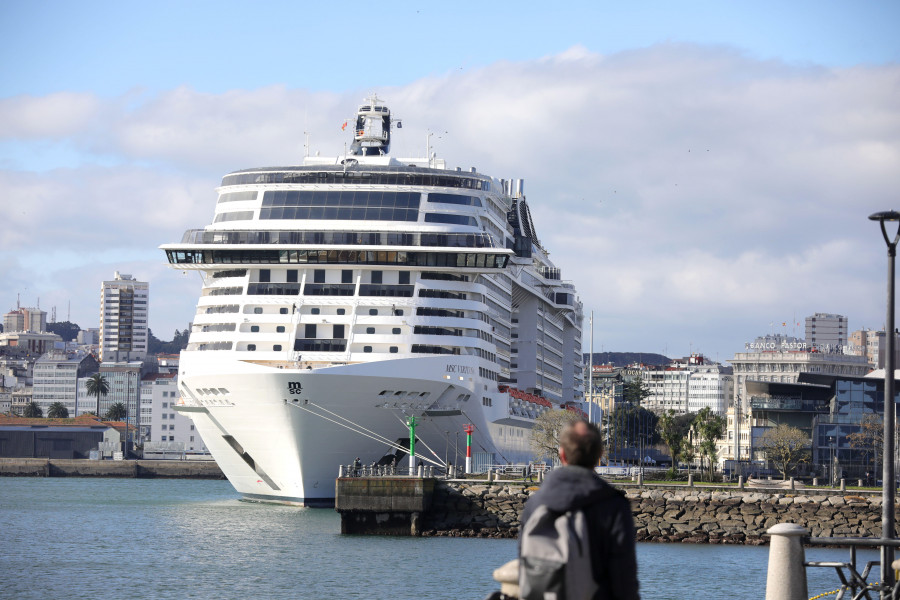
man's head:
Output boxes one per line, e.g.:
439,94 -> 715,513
558,419 -> 603,468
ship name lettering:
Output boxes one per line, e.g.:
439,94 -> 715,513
445,364 -> 474,375
288,381 -> 303,394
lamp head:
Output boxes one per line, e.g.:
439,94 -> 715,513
869,210 -> 900,222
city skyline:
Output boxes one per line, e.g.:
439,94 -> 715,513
1,1 -> 898,361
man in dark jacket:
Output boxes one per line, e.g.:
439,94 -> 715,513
519,419 -> 640,599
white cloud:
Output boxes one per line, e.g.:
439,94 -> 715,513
1,44 -> 898,357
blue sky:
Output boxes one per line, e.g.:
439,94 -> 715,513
1,1 -> 899,361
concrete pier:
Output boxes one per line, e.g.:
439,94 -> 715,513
335,476 -> 435,535
0,457 -> 224,479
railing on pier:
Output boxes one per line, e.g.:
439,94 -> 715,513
766,524 -> 900,600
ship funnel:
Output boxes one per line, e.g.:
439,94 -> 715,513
514,179 -> 525,198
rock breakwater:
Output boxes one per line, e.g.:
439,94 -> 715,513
419,481 -> 894,544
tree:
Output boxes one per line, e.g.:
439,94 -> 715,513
85,373 -> 110,417
46,320 -> 81,342
104,402 -> 126,421
692,407 -> 726,480
847,414 -> 883,477
531,410 -> 579,462
606,403 -> 659,460
22,401 -> 43,418
47,402 -> 69,419
759,424 -> 810,479
622,377 -> 651,405
657,410 -> 693,474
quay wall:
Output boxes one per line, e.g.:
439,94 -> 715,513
0,457 -> 225,479
419,481 -> 896,543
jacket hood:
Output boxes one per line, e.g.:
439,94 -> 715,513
535,465 -> 620,513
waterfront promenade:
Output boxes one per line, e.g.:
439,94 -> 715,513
0,457 -> 224,478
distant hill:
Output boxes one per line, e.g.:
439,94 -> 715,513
583,352 -> 670,368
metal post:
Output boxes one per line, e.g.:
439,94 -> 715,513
589,311 -> 593,423
463,424 -> 474,474
407,416 -> 417,475
870,210 -> 900,596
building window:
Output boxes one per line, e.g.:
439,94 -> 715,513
162,402 -> 168,408
162,414 -> 168,419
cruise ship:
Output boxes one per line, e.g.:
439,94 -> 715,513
162,96 -> 584,505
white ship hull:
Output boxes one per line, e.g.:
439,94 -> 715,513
177,353 -> 525,505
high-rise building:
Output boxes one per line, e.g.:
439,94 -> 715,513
805,313 -> 848,351
4,307 -> 47,333
100,272 -> 149,363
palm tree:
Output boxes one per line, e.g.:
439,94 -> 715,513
104,402 -> 126,421
85,373 -> 110,418
22,401 -> 43,418
47,402 -> 69,419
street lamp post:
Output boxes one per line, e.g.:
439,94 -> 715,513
869,210 -> 900,595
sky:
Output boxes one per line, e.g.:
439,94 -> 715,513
1,1 -> 899,363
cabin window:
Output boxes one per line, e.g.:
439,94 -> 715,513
342,270 -> 353,284
287,270 -> 298,283
273,345 -> 282,351
276,326 -> 285,333
250,326 -> 259,333
254,307 -> 263,314
247,344 -> 256,351
314,269 -> 325,283
369,309 -> 378,315
389,346 -> 398,354
364,346 -> 373,353
366,327 -> 375,334
259,269 -> 271,283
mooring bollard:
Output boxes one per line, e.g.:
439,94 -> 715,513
492,559 -> 520,599
765,523 -> 808,600
738,475 -> 744,490
790,477 -> 795,490
688,474 -> 694,487
840,478 -> 846,492
813,477 -> 818,487
858,479 -> 863,487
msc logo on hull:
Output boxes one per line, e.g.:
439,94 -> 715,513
288,381 -> 303,394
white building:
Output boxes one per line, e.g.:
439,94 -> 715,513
643,355 -> 732,415
100,272 -> 149,363
32,350 -> 99,416
141,370 -> 208,456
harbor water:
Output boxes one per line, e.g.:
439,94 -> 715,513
0,478 -> 881,599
